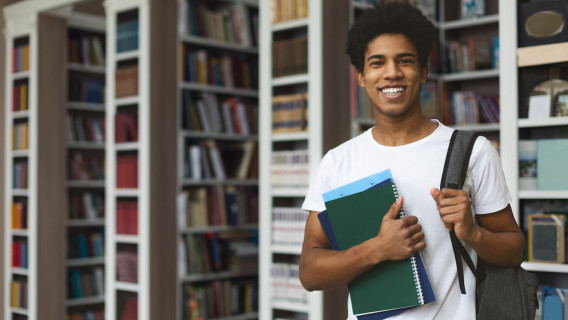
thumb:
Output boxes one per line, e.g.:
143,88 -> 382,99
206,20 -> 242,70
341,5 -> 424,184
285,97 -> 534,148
430,187 -> 441,200
384,195 -> 403,220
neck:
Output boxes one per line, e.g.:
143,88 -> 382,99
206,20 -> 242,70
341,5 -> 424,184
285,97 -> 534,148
371,113 -> 438,146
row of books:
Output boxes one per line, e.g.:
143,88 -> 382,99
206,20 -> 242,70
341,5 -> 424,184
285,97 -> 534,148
67,309 -> 104,320
182,232 -> 258,275
272,93 -> 309,133
115,112 -> 138,143
68,267 -> 104,299
180,48 -> 257,89
116,250 -> 138,283
272,207 -> 308,248
12,240 -> 28,268
181,1 -> 256,46
178,186 -> 258,228
66,113 -> 105,143
116,154 -> 138,189
444,91 -> 500,126
13,160 -> 28,189
271,263 -> 307,306
519,139 -> 568,191
11,201 -> 27,229
12,82 -> 28,111
117,200 -> 138,235
69,152 -> 105,181
12,122 -> 28,151
68,231 -> 104,259
181,279 -> 258,319
68,29 -> 105,66
272,36 -> 307,78
68,76 -> 105,103
69,192 -> 104,220
182,91 -> 257,135
270,0 -> 308,24
185,140 -> 257,180
445,36 -> 499,73
115,65 -> 138,98
116,19 -> 139,53
271,150 -> 310,189
11,279 -> 27,309
12,42 -> 29,73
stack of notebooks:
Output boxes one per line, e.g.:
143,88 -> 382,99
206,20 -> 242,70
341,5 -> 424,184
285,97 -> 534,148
318,169 -> 436,319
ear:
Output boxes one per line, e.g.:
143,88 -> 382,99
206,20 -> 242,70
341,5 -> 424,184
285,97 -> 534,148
420,65 -> 429,84
356,67 -> 366,88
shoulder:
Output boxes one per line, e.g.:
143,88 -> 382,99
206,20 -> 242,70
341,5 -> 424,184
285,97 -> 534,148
320,129 -> 371,168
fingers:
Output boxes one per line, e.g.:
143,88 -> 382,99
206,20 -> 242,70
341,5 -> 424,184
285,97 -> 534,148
383,195 -> 403,220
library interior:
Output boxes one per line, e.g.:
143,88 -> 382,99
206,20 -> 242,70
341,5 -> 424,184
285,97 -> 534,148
1,0 -> 568,319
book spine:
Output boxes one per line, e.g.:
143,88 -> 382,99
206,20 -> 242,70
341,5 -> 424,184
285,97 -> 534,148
392,183 -> 424,305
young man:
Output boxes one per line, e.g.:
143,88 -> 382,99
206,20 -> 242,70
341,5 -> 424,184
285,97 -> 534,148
299,3 -> 525,319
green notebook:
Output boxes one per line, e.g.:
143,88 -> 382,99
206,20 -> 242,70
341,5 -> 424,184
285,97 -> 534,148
325,182 -> 424,316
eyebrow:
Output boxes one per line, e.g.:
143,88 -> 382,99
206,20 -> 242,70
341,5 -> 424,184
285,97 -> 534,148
367,52 -> 417,61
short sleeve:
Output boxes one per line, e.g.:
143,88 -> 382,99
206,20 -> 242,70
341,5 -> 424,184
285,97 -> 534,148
470,138 -> 512,215
301,150 -> 337,213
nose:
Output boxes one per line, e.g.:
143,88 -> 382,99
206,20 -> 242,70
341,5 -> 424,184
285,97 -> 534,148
383,60 -> 402,79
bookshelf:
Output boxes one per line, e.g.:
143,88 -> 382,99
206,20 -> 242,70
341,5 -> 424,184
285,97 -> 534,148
104,0 -> 177,319
499,0 -> 568,287
259,0 -> 351,319
4,7 -> 68,320
175,0 -> 260,319
64,11 -> 106,319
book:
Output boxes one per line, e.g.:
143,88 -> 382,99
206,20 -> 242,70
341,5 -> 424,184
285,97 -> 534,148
537,139 -> 568,190
319,169 -> 434,317
528,214 -> 565,264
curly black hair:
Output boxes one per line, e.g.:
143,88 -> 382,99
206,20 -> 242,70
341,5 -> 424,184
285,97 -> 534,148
345,2 -> 437,73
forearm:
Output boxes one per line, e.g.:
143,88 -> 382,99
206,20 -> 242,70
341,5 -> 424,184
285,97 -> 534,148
466,225 -> 525,267
299,238 -> 382,291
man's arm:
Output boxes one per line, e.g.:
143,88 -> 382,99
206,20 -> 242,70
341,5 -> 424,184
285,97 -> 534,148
431,188 -> 525,267
298,196 -> 426,291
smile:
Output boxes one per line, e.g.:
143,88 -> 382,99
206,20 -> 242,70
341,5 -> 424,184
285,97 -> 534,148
380,87 -> 406,95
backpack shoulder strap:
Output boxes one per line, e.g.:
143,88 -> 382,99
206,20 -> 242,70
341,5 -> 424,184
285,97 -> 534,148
441,130 -> 479,295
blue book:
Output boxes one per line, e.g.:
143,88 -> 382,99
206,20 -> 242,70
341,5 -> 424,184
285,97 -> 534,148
318,169 -> 435,318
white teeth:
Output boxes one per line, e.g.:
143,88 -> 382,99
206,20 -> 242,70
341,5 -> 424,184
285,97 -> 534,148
381,87 -> 404,95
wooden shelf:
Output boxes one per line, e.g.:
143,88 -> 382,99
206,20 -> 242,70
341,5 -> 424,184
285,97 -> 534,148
518,42 -> 568,67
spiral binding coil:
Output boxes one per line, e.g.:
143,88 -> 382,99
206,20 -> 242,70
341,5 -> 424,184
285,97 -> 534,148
392,183 -> 425,305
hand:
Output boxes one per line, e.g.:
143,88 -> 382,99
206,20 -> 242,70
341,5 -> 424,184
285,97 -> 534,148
430,187 -> 478,243
375,196 -> 425,261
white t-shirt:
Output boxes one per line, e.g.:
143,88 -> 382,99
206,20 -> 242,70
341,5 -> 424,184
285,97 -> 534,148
302,120 -> 512,320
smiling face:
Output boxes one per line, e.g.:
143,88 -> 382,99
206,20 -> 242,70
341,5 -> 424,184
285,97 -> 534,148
357,33 -> 428,119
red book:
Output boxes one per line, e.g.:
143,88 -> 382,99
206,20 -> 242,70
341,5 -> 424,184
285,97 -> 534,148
120,298 -> 138,320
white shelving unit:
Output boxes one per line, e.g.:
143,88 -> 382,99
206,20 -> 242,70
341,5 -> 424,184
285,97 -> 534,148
259,0 -> 350,319
175,1 -> 260,319
4,13 -> 37,320
104,0 -> 177,319
500,0 -> 568,282
4,2 -> 71,319
64,13 -> 107,316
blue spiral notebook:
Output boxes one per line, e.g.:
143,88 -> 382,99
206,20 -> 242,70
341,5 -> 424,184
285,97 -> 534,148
318,169 -> 435,319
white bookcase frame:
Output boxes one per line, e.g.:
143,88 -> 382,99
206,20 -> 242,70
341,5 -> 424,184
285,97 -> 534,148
104,0 -> 150,319
3,12 -> 37,320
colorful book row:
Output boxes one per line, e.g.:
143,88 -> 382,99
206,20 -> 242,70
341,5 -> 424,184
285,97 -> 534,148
12,82 -> 28,111
272,93 -> 309,133
69,192 -> 104,220
11,202 -> 27,229
68,29 -> 105,66
182,91 -> 257,135
271,149 -> 310,189
178,186 -> 259,228
180,48 -> 257,89
69,152 -> 105,181
68,231 -> 104,259
68,267 -> 104,299
66,113 -> 105,143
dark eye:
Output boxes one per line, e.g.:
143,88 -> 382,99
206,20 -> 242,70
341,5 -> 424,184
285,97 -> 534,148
371,60 -> 384,66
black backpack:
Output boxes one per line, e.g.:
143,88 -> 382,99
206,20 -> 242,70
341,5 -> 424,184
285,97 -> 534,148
441,130 -> 539,320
